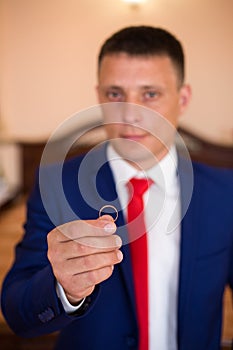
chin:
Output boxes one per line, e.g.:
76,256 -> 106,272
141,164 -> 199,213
112,139 -> 159,169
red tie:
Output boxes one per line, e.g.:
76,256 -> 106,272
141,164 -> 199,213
127,178 -> 152,350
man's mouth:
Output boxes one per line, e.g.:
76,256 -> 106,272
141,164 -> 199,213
120,133 -> 147,141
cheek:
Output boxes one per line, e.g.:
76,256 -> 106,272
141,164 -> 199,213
143,118 -> 177,149
156,103 -> 180,127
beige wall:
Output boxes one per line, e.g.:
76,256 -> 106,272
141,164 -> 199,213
0,0 -> 233,145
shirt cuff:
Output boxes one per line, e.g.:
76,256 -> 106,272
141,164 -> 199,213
56,281 -> 86,314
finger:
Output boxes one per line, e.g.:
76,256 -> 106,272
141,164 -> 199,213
65,249 -> 123,275
56,219 -> 117,241
65,286 -> 95,305
67,265 -> 116,300
74,234 -> 122,250
98,214 -> 115,222
50,235 -> 122,260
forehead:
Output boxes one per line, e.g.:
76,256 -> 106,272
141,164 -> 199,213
98,53 -> 179,86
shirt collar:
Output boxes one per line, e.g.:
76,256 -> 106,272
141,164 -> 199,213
107,143 -> 178,192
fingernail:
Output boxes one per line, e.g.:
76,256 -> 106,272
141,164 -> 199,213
117,250 -> 123,261
115,236 -> 122,247
104,223 -> 115,233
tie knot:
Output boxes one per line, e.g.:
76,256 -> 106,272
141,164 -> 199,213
128,177 -> 152,197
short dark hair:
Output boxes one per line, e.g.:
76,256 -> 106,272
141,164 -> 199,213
98,26 -> 185,85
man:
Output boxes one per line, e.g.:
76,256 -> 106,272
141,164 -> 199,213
1,26 -> 233,350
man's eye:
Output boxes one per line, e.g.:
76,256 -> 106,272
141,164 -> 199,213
144,91 -> 159,100
106,91 -> 123,101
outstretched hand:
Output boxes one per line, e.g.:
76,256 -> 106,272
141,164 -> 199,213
47,215 -> 123,305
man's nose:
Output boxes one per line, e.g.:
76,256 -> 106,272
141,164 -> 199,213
121,101 -> 142,124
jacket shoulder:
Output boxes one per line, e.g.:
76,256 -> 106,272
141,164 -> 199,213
192,161 -> 233,190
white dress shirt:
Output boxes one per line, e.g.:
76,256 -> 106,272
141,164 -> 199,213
57,143 -> 181,350
107,144 -> 181,350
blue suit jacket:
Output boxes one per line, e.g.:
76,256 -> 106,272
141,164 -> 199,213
1,143 -> 233,350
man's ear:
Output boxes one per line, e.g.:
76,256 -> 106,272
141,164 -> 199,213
179,84 -> 192,114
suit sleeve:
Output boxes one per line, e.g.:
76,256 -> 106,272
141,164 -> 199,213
0,171 -> 99,338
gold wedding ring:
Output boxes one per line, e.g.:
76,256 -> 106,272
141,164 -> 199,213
99,205 -> 119,222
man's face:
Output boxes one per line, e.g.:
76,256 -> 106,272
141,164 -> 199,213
96,53 -> 191,168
